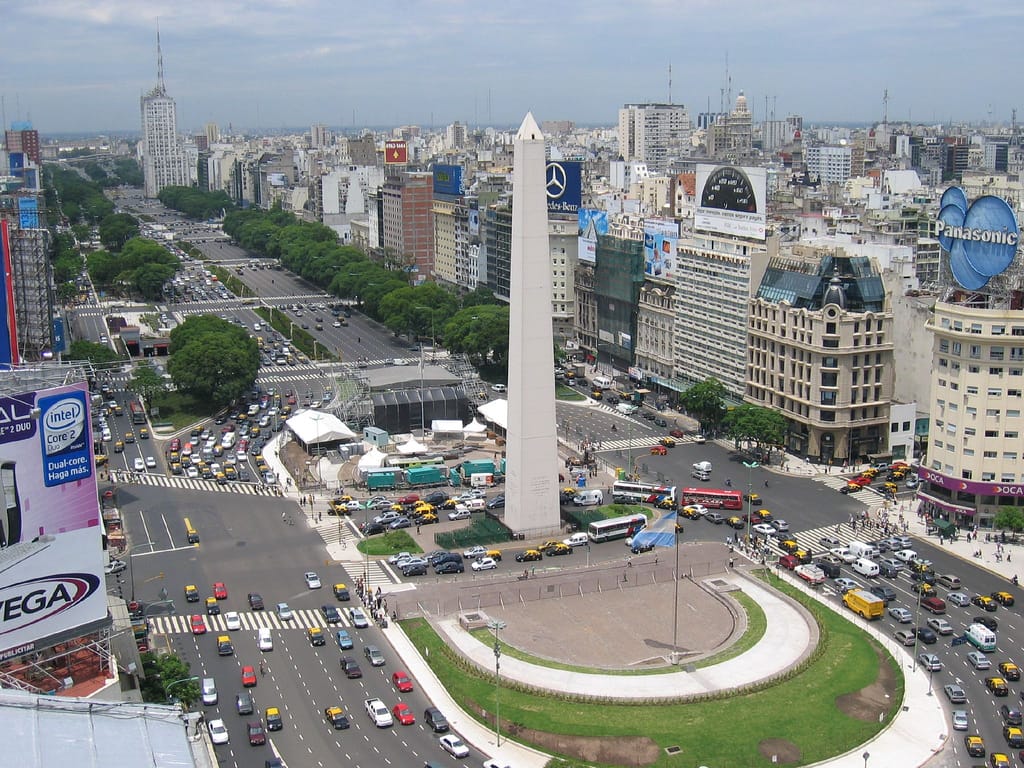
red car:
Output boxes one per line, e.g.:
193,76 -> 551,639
241,665 -> 257,687
397,494 -> 420,506
247,721 -> 266,746
650,445 -> 667,456
213,582 -> 228,600
392,671 -> 414,692
169,438 -> 181,452
189,615 -> 207,635
392,702 -> 415,725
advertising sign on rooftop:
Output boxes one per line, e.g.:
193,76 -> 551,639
432,164 -> 464,196
546,161 -> 582,215
384,140 -> 408,165
0,381 -> 104,661
695,165 -> 767,240
937,186 -> 1020,290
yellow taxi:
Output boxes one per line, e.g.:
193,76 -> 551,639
324,706 -> 349,729
544,542 -> 572,556
114,440 -> 125,453
216,635 -> 234,656
998,662 -> 1021,681
990,753 -> 1011,768
1004,725 -> 1024,748
659,436 -> 676,448
779,539 -> 799,553
224,466 -> 237,481
124,431 -> 135,443
539,540 -> 562,551
515,549 -> 542,562
992,591 -> 1015,607
413,502 -> 435,515
250,426 -> 262,438
265,707 -> 283,731
417,512 -> 439,525
986,676 -> 1009,696
170,462 -> 183,475
484,549 -> 502,561
656,497 -> 676,510
94,453 -> 108,467
139,427 -> 150,439
307,627 -> 325,646
680,505 -> 703,519
726,516 -> 744,529
205,596 -> 220,615
184,585 -> 199,602
794,548 -> 813,564
964,734 -> 985,757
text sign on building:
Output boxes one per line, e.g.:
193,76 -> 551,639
577,208 -> 609,265
432,164 -> 464,196
546,161 -> 582,214
643,217 -> 678,280
384,140 -> 408,165
936,186 -> 1020,290
695,165 -> 766,240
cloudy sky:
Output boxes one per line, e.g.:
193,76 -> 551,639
3,0 -> 1023,135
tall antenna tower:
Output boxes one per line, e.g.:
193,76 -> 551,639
156,22 -> 166,95
882,88 -> 889,126
668,62 -> 672,104
1012,108 -> 1019,147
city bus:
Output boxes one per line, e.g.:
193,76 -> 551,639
611,481 -> 677,506
129,401 -> 146,425
588,513 -> 648,543
385,455 -> 445,469
680,487 -> 743,510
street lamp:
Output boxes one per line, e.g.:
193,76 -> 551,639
164,675 -> 199,704
862,751 -> 869,768
743,461 -> 759,548
670,513 -> 683,664
488,619 -> 507,746
125,540 -> 156,603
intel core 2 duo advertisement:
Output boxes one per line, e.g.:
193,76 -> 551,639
0,381 -> 105,660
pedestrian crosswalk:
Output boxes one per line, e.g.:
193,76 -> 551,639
310,518 -> 398,589
107,469 -> 281,497
746,521 -> 906,560
814,473 -> 885,504
594,437 -> 666,452
150,607 -> 337,635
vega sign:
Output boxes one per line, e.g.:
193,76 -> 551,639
937,187 -> 1020,290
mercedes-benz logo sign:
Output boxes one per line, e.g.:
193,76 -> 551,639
546,162 -> 567,199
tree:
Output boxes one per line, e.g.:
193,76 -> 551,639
721,404 -> 788,456
168,317 -> 259,405
442,305 -> 510,367
133,262 -> 176,301
128,364 -> 167,407
679,378 -> 728,433
65,340 -> 123,365
994,507 -> 1024,534
138,651 -> 199,707
98,213 -> 139,251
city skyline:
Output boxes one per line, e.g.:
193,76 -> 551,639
3,1 -> 1024,135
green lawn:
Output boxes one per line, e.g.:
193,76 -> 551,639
466,591 -> 766,676
402,576 -> 901,767
356,531 -> 420,556
556,385 -> 586,401
149,391 -> 215,430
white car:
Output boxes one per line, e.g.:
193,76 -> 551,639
948,591 -> 972,607
926,617 -> 954,635
144,456 -> 156,468
224,611 -> 241,631
208,718 -> 229,745
491,383 -> 507,392
186,466 -> 200,479
264,471 -> 277,485
133,457 -> 145,472
456,490 -> 486,501
951,709 -> 969,731
463,546 -> 488,559
104,559 -> 127,575
439,734 -> 470,758
391,358 -> 409,366
834,577 -> 860,593
752,523 -> 776,537
448,506 -> 471,521
388,551 -> 412,565
333,320 -> 341,328
471,557 -> 498,572
894,549 -> 918,563
365,697 -> 393,727
304,572 -> 322,589
967,650 -> 991,669
829,547 -> 857,564
772,519 -> 790,532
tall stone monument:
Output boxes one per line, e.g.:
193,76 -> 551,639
504,113 -> 560,535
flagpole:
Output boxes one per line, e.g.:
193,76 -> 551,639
672,511 -> 680,665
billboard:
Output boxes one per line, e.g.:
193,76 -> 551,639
546,160 -> 582,215
695,165 -> 767,239
0,381 -> 104,660
433,164 -> 464,196
18,197 -> 39,229
936,187 -> 1020,290
577,208 -> 609,265
384,140 -> 409,165
0,223 -> 19,368
643,217 -> 679,280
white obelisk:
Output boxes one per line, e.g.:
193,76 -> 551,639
504,113 -> 560,535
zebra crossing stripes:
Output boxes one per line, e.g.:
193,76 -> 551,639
760,522 -> 898,559
343,560 -> 396,590
150,607 -> 338,635
107,470 -> 280,497
308,518 -> 399,588
595,437 -> 666,452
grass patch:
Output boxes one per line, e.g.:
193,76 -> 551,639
466,589 -> 767,675
356,530 -> 420,556
149,391 -> 217,430
401,576 -> 901,768
556,385 -> 586,401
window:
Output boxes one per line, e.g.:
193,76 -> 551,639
990,367 -> 1004,376
1004,452 -> 1018,461
820,411 -> 835,422
902,421 -> 911,431
988,388 -> 1003,396
993,325 -> 1006,335
1002,474 -> 1016,483
985,429 -> 1000,437
966,407 -> 977,416
825,322 -> 837,334
991,347 -> 1005,360
964,427 -> 976,436
822,356 -> 837,368
1007,431 -> 1020,439
1010,389 -> 1023,398
984,451 -> 997,459
987,409 -> 1001,417
982,472 -> 996,481
952,342 -> 962,355
939,339 -> 950,353
1009,410 -> 1021,418
890,423 -> 898,433
966,385 -> 979,395
969,345 -> 982,359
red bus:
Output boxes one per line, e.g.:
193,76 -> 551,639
129,401 -> 146,425
680,487 -> 743,510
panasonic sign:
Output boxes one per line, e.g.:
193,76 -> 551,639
937,187 -> 1021,290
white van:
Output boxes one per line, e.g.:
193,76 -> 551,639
464,498 -> 486,511
616,403 -> 638,416
965,623 -> 997,652
201,677 -> 218,706
257,627 -> 273,652
847,541 -> 880,560
573,489 -> 604,506
563,532 -> 589,547
592,375 -> 613,390
851,558 -> 879,578
691,461 -> 712,481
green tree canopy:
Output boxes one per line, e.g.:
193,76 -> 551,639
721,403 -> 787,450
158,186 -> 234,220
128,363 -> 168,406
139,651 -> 199,707
442,305 -> 511,367
86,238 -> 179,299
65,340 -> 124,365
98,213 -> 139,251
168,317 -> 258,404
993,507 -> 1024,533
679,378 -> 728,432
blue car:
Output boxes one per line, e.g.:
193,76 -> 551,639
336,629 -> 353,650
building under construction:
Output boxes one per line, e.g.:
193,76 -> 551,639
0,192 -> 55,361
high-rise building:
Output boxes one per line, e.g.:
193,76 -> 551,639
140,32 -> 189,198
311,123 -> 330,149
805,145 -> 853,184
204,122 -> 220,146
381,172 -> 434,282
617,103 -> 691,173
4,124 -> 40,165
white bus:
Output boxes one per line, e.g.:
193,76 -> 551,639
611,481 -> 677,507
588,513 -> 648,543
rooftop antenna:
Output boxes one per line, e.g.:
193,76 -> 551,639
156,20 -> 165,94
772,95 -> 777,121
1012,108 -> 1018,146
668,62 -> 672,104
882,88 -> 889,126
726,52 -> 732,110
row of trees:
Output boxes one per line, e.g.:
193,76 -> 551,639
45,166 -> 116,223
158,186 -> 234,220
87,238 -> 179,302
679,377 -> 787,459
223,206 -> 510,367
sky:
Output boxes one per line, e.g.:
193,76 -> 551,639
3,0 -> 1024,136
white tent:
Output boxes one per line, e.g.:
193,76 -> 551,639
286,409 -> 358,444
358,447 -> 387,470
476,399 -> 507,430
463,419 -> 487,436
397,437 -> 429,455
431,419 -> 463,435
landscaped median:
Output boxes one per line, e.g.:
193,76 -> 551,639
401,573 -> 903,768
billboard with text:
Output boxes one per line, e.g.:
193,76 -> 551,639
384,140 -> 408,164
695,165 -> 767,240
577,208 -> 608,265
0,381 -> 104,661
433,164 -> 464,196
546,161 -> 582,215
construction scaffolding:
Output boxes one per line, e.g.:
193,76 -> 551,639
8,226 -> 54,360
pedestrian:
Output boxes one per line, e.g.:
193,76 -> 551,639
282,511 -> 286,521
1009,553 -> 1013,563
729,557 -> 734,569
764,480 -> 769,488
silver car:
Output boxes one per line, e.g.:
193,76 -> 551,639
917,653 -> 943,672
948,591 -> 972,607
888,606 -> 913,623
951,709 -> 969,731
967,651 -> 991,670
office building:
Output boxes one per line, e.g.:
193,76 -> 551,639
805,145 -> 853,185
382,172 -> 434,282
617,103 -> 691,173
139,33 -> 189,197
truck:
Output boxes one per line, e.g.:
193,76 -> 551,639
405,466 -> 445,488
365,469 -> 400,490
842,588 -> 884,620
